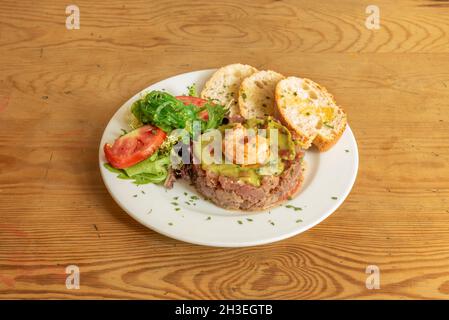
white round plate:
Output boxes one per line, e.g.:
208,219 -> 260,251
99,69 -> 358,247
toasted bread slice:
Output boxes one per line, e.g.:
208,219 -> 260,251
238,70 -> 284,119
275,77 -> 347,151
201,64 -> 258,117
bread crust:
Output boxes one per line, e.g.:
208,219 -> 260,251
274,86 -> 314,149
201,63 -> 257,117
238,70 -> 284,119
312,113 -> 347,151
274,77 -> 347,152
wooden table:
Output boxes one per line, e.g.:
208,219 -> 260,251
1,0 -> 448,299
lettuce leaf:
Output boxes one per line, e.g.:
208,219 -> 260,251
103,152 -> 170,185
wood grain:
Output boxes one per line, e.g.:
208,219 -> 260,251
1,0 -> 449,299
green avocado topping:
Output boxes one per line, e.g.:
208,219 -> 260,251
194,117 -> 297,186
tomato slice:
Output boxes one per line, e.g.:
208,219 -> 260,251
176,96 -> 209,120
104,125 -> 166,169
176,96 -> 207,107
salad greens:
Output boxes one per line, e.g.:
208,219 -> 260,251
106,88 -> 228,186
187,83 -> 198,97
104,151 -> 170,185
104,130 -> 182,185
130,91 -> 227,133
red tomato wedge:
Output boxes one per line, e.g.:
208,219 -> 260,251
104,125 -> 166,169
176,96 -> 209,120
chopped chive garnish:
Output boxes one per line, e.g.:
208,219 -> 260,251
168,222 -> 173,226
133,194 -> 137,198
296,219 -> 302,223
286,204 -> 302,211
323,122 -> 334,129
171,202 -> 178,206
331,196 -> 338,200
237,220 -> 243,225
175,208 -> 180,211
206,216 -> 211,220
173,196 -> 179,200
246,218 -> 253,222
